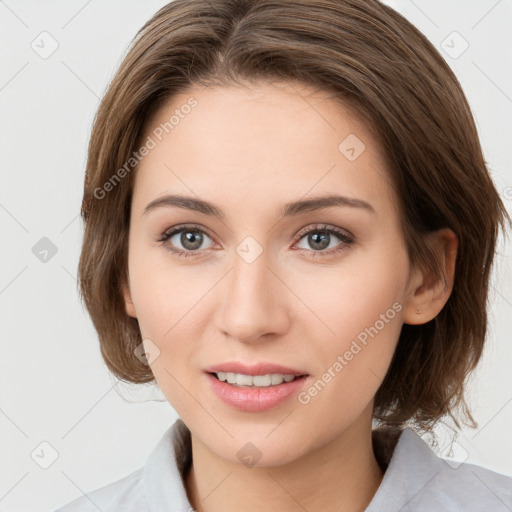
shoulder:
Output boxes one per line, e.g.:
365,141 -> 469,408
368,427 -> 512,511
54,468 -> 148,512
54,420 -> 193,512
422,455 -> 512,510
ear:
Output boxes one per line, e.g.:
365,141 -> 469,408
403,228 -> 458,325
121,277 -> 138,319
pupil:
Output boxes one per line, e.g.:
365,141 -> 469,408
182,231 -> 202,250
310,232 -> 329,250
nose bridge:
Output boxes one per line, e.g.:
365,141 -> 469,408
216,240 -> 288,343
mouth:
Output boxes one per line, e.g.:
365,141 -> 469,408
203,361 -> 310,411
205,368 -> 311,412
208,371 -> 308,388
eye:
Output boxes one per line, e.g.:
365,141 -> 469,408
157,223 -> 355,259
294,224 -> 354,258
156,224 -> 215,258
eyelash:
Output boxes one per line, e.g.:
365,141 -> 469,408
156,223 -> 355,259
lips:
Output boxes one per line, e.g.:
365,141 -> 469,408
204,361 -> 308,377
204,361 -> 311,412
206,372 -> 310,412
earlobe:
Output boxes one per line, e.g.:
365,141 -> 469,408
403,229 -> 458,325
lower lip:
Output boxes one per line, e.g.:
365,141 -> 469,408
206,373 -> 309,412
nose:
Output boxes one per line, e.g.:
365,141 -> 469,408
214,248 -> 290,345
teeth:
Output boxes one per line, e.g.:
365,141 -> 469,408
215,372 -> 299,387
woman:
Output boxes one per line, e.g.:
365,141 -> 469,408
56,0 -> 512,510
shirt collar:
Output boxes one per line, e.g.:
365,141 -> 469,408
142,419 -> 192,512
141,419 -> 440,512
366,427 -> 443,511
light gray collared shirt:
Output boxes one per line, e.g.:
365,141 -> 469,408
55,419 -> 512,511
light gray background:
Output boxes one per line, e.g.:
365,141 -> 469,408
0,1 -> 511,511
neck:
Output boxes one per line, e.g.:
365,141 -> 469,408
184,406 -> 384,512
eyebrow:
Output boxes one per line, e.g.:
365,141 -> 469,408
142,193 -> 376,218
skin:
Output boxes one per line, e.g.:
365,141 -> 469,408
122,79 -> 457,512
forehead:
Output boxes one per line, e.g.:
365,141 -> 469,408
132,80 -> 396,219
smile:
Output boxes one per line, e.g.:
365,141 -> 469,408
206,372 -> 310,412
213,371 -> 301,387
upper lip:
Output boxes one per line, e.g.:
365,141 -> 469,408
205,362 -> 308,376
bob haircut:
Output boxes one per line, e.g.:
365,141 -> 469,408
78,0 -> 510,432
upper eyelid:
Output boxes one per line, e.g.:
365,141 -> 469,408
296,224 -> 354,240
162,223 -> 216,242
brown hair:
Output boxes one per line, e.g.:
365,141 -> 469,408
77,0 -> 510,432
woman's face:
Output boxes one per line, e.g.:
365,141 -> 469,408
122,79 -> 422,465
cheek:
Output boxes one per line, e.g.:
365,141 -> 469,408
294,251 -> 406,401
127,251 -> 214,407
297,247 -> 407,345
297,300 -> 403,430
129,258 -> 203,409
128,243 -> 204,338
